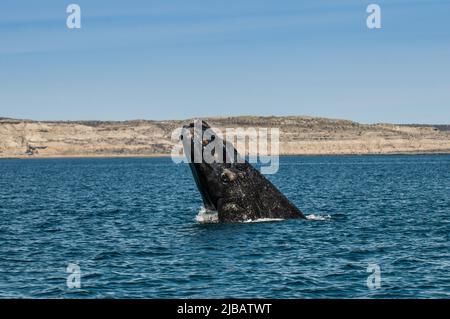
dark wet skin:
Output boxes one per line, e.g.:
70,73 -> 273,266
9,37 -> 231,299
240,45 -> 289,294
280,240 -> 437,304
181,121 -> 305,222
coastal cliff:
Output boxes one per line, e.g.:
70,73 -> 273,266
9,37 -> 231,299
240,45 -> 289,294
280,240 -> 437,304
0,116 -> 449,158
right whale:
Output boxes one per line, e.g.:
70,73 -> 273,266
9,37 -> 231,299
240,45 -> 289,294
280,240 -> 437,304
181,120 -> 305,223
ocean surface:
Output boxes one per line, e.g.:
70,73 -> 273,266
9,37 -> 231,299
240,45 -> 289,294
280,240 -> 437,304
0,155 -> 449,298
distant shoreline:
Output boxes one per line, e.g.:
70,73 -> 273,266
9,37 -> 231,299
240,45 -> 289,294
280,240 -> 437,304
2,151 -> 450,160
1,116 -> 449,158
0,154 -> 170,159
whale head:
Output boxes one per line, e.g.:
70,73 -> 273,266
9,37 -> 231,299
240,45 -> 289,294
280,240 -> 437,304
181,120 -> 305,222
180,120 -> 231,212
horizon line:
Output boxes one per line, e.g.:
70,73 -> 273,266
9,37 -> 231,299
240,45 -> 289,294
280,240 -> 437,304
1,115 -> 450,126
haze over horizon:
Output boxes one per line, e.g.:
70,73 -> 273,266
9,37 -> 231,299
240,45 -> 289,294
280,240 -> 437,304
1,0 -> 449,124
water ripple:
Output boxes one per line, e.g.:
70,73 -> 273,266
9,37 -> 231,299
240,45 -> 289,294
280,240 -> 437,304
0,156 -> 449,298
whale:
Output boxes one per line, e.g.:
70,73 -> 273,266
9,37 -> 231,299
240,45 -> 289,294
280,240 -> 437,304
181,120 -> 305,222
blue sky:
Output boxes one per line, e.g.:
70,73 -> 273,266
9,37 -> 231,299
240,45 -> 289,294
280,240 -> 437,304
0,0 -> 449,123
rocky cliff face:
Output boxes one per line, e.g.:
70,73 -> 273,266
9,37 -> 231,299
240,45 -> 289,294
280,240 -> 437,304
0,116 -> 449,157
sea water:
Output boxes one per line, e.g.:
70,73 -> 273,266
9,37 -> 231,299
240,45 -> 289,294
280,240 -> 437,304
0,155 -> 449,298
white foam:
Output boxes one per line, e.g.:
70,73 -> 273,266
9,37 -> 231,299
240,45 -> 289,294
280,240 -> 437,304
243,218 -> 285,223
195,207 -> 219,223
195,207 -> 331,223
195,208 -> 285,223
306,214 -> 331,221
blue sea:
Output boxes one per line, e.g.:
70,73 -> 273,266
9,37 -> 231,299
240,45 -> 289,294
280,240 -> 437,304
0,155 -> 449,298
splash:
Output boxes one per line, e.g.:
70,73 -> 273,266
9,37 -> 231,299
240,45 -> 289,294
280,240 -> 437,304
306,214 -> 331,221
195,207 -> 219,223
195,208 -> 285,223
243,218 -> 285,223
196,207 -> 330,223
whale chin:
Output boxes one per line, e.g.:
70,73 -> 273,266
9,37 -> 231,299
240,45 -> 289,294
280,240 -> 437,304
187,162 -> 218,211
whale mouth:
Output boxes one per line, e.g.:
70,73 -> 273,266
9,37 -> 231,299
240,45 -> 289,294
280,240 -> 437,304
188,162 -> 218,210
181,121 -> 222,211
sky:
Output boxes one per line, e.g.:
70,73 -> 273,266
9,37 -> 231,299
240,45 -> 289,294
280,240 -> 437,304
0,0 -> 449,123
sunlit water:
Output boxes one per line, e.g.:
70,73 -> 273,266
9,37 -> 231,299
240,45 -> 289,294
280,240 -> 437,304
0,155 -> 449,298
